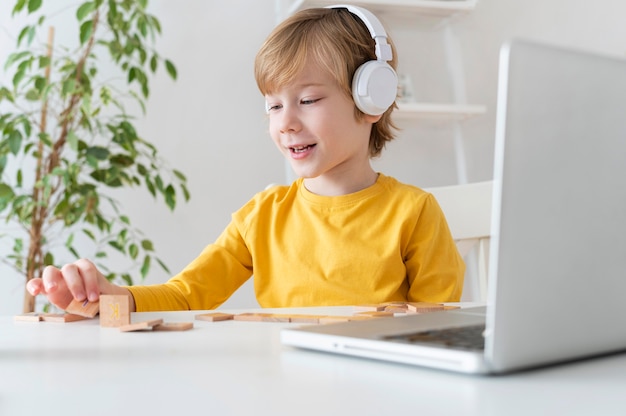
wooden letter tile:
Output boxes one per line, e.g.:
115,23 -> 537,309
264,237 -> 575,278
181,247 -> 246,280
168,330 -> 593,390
14,312 -> 42,322
354,311 -> 395,318
99,295 -> 131,327
41,313 -> 89,323
153,322 -> 194,331
119,319 -> 163,332
195,312 -> 234,322
65,298 -> 100,318
405,302 -> 445,313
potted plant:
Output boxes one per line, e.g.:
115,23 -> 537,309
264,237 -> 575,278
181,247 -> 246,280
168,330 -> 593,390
0,0 -> 189,313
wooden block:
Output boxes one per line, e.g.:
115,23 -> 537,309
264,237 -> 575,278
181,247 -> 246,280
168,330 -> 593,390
233,313 -> 265,322
195,312 -> 234,322
405,302 -> 445,313
288,314 -> 322,324
443,305 -> 461,310
14,312 -> 42,322
318,316 -> 352,324
119,319 -> 163,332
258,313 -> 291,322
320,315 -> 377,324
99,295 -> 131,327
65,298 -> 100,318
354,311 -> 395,318
153,322 -> 194,331
40,313 -> 89,323
353,304 -> 387,312
384,305 -> 409,313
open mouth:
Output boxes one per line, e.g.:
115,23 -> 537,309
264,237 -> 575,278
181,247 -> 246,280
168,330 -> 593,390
290,144 -> 316,153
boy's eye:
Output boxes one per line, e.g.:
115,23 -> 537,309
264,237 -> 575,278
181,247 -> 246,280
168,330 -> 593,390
301,98 -> 319,105
266,103 -> 282,112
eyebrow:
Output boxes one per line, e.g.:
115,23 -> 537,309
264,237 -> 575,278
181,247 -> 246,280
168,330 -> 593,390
293,82 -> 326,89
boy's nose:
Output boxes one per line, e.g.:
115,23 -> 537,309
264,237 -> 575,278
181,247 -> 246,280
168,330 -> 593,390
279,106 -> 302,134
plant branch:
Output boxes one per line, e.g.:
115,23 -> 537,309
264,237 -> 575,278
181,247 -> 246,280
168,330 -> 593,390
24,26 -> 55,313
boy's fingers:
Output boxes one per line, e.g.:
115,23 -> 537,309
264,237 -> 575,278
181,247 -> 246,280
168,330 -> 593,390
75,259 -> 104,302
41,266 -> 74,310
26,278 -> 44,296
59,262 -> 89,302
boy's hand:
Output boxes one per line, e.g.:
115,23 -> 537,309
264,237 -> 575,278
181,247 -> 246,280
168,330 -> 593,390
26,259 -> 135,312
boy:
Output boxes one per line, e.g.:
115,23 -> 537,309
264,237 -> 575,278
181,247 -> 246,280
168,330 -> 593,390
27,6 -> 464,312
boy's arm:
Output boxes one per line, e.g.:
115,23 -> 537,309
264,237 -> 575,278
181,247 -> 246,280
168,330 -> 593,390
128,219 -> 254,311
405,194 -> 465,303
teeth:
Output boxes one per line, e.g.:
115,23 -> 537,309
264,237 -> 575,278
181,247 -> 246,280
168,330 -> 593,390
291,145 -> 312,153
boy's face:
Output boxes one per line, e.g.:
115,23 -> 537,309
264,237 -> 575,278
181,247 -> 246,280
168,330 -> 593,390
265,60 -> 380,185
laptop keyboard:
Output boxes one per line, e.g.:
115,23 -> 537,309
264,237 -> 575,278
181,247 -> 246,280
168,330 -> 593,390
382,324 -> 486,351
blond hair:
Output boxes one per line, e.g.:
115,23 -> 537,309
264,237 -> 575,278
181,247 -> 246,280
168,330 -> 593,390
254,7 -> 398,158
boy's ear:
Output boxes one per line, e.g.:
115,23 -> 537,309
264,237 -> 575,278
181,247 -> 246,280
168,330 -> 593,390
363,113 -> 383,124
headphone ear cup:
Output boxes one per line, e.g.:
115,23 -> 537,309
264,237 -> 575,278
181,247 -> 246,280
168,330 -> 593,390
352,60 -> 398,116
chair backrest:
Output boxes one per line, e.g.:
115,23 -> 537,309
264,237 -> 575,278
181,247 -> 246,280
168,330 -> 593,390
424,180 -> 493,302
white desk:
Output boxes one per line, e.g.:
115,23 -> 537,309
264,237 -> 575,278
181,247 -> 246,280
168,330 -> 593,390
2,306 -> 626,416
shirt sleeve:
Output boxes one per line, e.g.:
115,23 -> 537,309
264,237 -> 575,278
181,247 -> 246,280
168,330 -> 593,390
127,218 -> 253,312
404,193 -> 465,302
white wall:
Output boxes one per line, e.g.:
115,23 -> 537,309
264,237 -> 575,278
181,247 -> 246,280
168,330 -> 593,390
2,0 -> 626,314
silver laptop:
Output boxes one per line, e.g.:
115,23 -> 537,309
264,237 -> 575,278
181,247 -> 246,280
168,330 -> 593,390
280,39 -> 626,374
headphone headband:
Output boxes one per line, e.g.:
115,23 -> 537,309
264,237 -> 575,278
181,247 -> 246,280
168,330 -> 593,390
326,4 -> 393,62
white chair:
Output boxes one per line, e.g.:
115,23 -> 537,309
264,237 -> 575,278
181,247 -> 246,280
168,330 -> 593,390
424,181 -> 493,302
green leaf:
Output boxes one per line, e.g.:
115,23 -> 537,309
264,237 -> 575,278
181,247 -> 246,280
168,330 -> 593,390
4,51 -> 30,70
82,229 -> 96,241
165,60 -> 177,80
145,177 -> 155,197
136,164 -> 147,175
140,255 -> 151,278
12,68 -> 26,88
156,257 -> 170,274
43,251 -> 54,266
0,87 -> 14,102
128,67 -> 136,83
121,273 -> 133,286
25,89 -> 39,101
137,16 -> 147,37
27,0 -> 42,13
38,132 -> 52,147
76,2 -> 96,21
65,233 -> 74,247
141,239 -> 154,251
62,79 -> 76,96
12,0 -> 27,14
173,169 -> 187,181
108,240 -> 125,254
67,130 -> 79,151
129,243 -> 138,259
0,183 -> 15,202
16,27 -> 33,47
165,184 -> 175,210
8,130 -> 22,155
110,154 -> 133,167
0,156 -> 7,175
181,184 -> 190,202
79,20 -> 94,45
86,146 -> 110,160
38,55 -> 50,69
68,246 -> 80,258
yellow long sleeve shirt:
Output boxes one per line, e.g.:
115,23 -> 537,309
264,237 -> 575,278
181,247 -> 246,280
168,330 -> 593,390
127,174 -> 465,311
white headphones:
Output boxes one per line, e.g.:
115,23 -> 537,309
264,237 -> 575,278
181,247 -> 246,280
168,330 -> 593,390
327,4 -> 398,116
